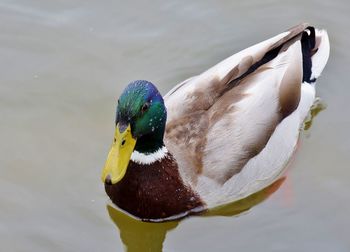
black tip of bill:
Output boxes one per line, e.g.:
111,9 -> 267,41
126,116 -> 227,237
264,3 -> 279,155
105,174 -> 112,185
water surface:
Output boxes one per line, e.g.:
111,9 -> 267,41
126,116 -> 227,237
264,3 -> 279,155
1,0 -> 350,251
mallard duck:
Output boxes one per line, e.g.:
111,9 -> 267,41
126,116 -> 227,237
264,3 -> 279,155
102,23 -> 330,222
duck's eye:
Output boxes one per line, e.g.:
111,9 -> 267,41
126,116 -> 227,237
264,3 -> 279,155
141,102 -> 150,113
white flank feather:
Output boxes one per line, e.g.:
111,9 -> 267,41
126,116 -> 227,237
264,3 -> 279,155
200,83 -> 316,208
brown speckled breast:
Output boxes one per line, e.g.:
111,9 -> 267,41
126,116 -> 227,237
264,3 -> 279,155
105,154 -> 204,221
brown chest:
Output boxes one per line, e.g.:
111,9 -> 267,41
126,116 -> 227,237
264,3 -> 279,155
105,155 -> 204,221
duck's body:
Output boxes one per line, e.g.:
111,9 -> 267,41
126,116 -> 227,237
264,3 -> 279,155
103,23 -> 330,222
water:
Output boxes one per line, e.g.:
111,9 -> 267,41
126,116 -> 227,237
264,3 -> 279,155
1,0 -> 349,251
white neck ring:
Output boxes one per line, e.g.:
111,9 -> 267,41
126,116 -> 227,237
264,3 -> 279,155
131,146 -> 168,165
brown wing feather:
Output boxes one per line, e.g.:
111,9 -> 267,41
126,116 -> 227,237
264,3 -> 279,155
164,24 -> 307,185
164,23 -> 308,118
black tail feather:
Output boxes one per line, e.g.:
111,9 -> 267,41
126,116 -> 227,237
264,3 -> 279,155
301,26 -> 316,83
226,25 -> 317,92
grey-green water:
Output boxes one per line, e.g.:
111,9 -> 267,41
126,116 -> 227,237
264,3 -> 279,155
1,0 -> 349,251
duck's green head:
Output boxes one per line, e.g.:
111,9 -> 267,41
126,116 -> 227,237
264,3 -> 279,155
102,80 -> 167,184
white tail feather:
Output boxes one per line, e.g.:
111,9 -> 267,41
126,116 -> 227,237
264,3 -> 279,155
311,29 -> 330,80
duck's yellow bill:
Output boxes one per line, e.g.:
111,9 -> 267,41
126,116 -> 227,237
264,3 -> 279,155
101,124 -> 136,184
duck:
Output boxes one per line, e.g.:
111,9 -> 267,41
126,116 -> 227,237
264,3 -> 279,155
101,23 -> 330,222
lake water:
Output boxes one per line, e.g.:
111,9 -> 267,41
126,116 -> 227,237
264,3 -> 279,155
1,0 -> 350,251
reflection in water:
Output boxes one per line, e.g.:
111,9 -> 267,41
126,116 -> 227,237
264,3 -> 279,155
107,206 -> 179,252
107,177 -> 285,252
304,98 -> 326,131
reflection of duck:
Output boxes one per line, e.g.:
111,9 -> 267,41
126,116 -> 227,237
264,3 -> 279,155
108,178 -> 285,252
107,206 -> 178,252
102,23 -> 330,222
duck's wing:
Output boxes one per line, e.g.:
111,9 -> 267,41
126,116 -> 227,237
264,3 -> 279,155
164,23 -> 309,119
164,24 -> 329,199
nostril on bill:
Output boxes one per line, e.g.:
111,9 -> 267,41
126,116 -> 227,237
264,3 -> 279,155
105,174 -> 112,185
